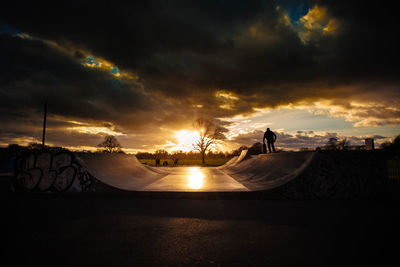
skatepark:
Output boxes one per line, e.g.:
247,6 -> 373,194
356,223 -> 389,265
3,149 -> 400,266
11,148 -> 392,199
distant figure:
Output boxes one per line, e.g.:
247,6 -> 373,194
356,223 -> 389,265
263,128 -> 277,153
155,158 -> 160,166
174,158 -> 179,166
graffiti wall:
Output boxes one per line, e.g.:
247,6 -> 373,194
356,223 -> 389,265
13,151 -> 95,193
278,151 -> 388,199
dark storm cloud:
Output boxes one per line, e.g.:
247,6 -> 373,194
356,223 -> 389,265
0,0 -> 399,148
0,33 -> 200,134
0,32 -> 193,147
0,34 -> 149,119
2,1 -> 399,106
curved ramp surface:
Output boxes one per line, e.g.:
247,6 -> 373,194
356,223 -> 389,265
218,150 -> 248,169
221,152 -> 316,191
11,150 -> 388,198
76,155 -> 249,192
75,153 -> 168,191
11,151 -> 314,193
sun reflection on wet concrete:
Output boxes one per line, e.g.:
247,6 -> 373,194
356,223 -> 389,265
187,167 -> 204,189
142,166 -> 248,191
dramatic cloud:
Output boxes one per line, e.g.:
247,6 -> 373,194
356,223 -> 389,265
0,0 -> 399,151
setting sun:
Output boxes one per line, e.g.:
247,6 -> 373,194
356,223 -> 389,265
174,130 -> 200,152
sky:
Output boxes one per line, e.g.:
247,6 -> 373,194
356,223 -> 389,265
0,0 -> 399,153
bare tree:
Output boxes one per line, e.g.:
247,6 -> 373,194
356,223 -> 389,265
325,137 -> 338,150
28,142 -> 45,151
154,149 -> 169,159
192,118 -> 226,164
381,134 -> 400,150
338,138 -> 351,150
97,135 -> 122,153
324,137 -> 351,150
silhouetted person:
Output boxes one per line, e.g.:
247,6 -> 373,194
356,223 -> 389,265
263,128 -> 277,153
155,158 -> 160,166
174,158 -> 179,166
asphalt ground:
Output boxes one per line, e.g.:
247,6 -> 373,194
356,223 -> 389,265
2,175 -> 400,267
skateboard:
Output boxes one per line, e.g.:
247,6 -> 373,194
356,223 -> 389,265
263,143 -> 267,153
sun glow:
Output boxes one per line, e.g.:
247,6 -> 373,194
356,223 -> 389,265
174,130 -> 200,152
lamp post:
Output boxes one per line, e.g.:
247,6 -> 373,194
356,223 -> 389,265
42,101 -> 47,150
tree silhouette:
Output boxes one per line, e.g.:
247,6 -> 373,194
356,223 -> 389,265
338,138 -> 351,150
154,149 -> 169,159
380,134 -> 400,150
192,118 -> 226,164
97,135 -> 122,153
28,142 -> 45,151
325,137 -> 338,150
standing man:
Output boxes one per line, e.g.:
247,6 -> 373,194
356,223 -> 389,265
263,128 -> 277,153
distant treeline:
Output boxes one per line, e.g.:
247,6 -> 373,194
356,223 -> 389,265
136,150 -> 232,160
136,143 -> 268,160
0,143 -> 250,161
1,133 -> 399,162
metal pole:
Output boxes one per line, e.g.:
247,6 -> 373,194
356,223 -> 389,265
42,101 -> 47,150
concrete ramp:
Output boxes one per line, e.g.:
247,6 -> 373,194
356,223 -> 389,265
218,150 -> 387,199
11,150 -> 314,194
12,151 -> 169,193
219,149 -> 248,169
11,150 -> 389,198
220,152 -> 316,191
75,153 -> 168,191
12,151 -> 250,193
